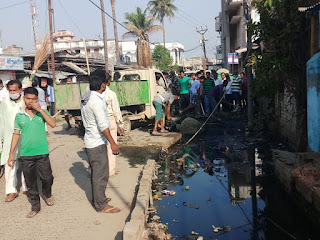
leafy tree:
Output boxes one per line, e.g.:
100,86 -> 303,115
148,0 -> 177,48
123,7 -> 163,68
152,45 -> 173,71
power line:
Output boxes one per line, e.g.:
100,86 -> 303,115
184,45 -> 201,52
175,11 -> 198,28
0,1 -> 28,11
179,8 -> 206,26
57,0 -> 87,38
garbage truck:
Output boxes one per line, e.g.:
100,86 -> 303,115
54,68 -> 169,135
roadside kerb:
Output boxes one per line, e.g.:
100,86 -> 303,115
123,160 -> 156,240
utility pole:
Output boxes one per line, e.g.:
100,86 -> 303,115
100,0 -> 109,74
197,26 -> 208,63
48,0 -> 56,82
30,0 -> 39,49
245,0 -> 254,131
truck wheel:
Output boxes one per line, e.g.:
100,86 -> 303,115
75,120 -> 85,137
123,116 -> 131,135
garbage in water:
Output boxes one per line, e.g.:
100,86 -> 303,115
183,201 -> 199,209
152,116 -> 320,239
212,225 -> 232,233
161,190 -> 176,196
191,231 -> 199,235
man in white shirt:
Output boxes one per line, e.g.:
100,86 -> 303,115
81,74 -> 121,213
0,80 -> 28,202
0,79 -> 9,102
102,73 -> 124,177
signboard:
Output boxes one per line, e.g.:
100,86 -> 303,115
0,56 -> 24,70
228,53 -> 233,64
228,53 -> 239,65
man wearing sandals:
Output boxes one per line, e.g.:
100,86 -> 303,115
8,87 -> 56,218
81,74 -> 121,214
152,91 -> 178,136
0,80 -> 28,202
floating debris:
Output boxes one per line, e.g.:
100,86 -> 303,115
191,231 -> 199,235
212,225 -> 232,233
185,186 -> 190,191
183,201 -> 199,209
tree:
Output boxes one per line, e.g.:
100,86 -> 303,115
110,0 -> 120,66
152,45 -> 173,71
147,0 -> 177,49
123,7 -> 162,68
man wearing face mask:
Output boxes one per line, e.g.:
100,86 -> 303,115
0,80 -> 28,202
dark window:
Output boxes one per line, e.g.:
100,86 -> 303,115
123,74 -> 141,81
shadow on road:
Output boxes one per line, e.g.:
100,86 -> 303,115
69,162 -> 92,203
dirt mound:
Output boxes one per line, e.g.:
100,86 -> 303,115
177,117 -> 202,134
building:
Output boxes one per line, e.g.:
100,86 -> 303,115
52,30 -> 185,67
2,44 -> 23,54
217,0 -> 259,72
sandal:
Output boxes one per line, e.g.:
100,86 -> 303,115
45,196 -> 54,206
160,130 -> 169,133
26,211 -> 39,218
151,132 -> 162,136
99,205 -> 121,213
5,193 -> 19,202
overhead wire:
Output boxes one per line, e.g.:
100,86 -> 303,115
179,8 -> 206,26
0,1 -> 28,11
57,0 -> 87,38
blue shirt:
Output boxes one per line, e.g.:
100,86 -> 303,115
189,80 -> 201,95
47,85 -> 55,103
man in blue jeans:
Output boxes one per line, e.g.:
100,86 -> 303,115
180,73 -> 200,116
203,72 -> 215,115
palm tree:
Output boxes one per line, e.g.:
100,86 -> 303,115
147,0 -> 177,49
123,7 -> 162,68
110,0 -> 120,66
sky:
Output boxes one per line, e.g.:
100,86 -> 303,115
0,0 -> 221,59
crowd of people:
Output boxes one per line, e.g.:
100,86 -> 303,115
0,70 -> 123,218
0,68 -> 248,218
151,69 -> 248,135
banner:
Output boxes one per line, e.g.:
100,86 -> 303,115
0,56 -> 24,70
228,53 -> 239,65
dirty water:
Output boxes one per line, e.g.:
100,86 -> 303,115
153,116 -> 320,240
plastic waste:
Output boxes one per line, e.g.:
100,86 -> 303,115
212,225 -> 232,233
191,231 -> 199,235
185,186 -> 190,191
161,190 -> 176,196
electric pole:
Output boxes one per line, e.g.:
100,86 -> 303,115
100,0 -> 109,74
245,0 -> 254,131
48,0 -> 56,82
197,26 -> 208,62
30,0 -> 39,49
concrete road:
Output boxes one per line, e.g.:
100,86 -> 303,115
0,123 -> 143,240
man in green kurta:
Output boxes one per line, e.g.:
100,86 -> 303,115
0,80 -> 28,202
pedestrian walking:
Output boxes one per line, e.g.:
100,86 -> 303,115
81,74 -> 121,214
0,80 -> 28,202
152,90 -> 178,136
8,87 -> 56,218
178,70 -> 191,111
203,72 -> 215,115
102,72 -> 124,177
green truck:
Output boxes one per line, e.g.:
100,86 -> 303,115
54,68 -> 169,135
